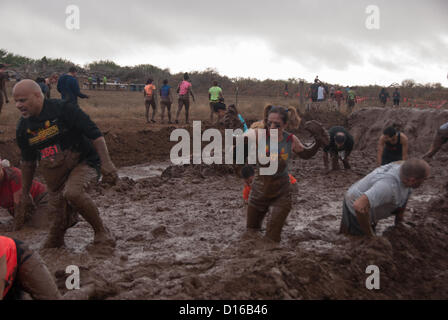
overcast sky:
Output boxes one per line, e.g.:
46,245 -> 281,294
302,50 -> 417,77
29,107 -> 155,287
1,0 -> 447,86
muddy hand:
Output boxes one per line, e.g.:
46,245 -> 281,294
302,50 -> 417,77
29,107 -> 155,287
14,194 -> 35,230
101,162 -> 118,185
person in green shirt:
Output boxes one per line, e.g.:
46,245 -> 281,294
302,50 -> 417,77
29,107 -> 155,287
103,76 -> 107,90
208,81 -> 223,124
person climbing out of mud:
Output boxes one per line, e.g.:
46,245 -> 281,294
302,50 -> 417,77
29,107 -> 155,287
175,73 -> 195,124
159,79 -> 173,124
223,104 -> 248,132
423,121 -> 448,161
241,165 -> 297,205
1,235 -> 101,300
0,64 -> 9,116
377,126 -> 408,166
322,126 -> 354,172
340,159 -> 430,237
13,80 -> 117,248
208,80 -> 223,124
144,78 -> 157,123
243,105 -> 329,243
0,158 -> 78,229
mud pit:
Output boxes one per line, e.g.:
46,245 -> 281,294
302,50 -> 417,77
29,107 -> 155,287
1,107 -> 448,299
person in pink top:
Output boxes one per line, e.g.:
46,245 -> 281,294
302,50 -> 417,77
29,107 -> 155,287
175,73 -> 195,124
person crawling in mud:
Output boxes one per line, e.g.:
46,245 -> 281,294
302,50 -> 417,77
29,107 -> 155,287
212,97 -> 227,125
244,106 -> 329,243
241,165 -> 297,205
423,121 -> 448,161
1,236 -> 98,300
377,126 -> 408,166
13,80 -> 117,248
0,158 -> 78,229
322,126 -> 354,172
1,235 -> 62,300
340,159 -> 430,237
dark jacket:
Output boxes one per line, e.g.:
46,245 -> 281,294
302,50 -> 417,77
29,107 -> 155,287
57,74 -> 88,104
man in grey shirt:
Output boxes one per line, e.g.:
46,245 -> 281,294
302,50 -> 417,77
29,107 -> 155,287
340,159 -> 430,237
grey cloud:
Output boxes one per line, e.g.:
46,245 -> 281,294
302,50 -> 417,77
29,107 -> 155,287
0,0 -> 446,80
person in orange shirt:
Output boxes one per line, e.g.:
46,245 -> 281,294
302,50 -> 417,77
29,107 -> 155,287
0,236 -> 61,300
144,78 -> 157,123
241,165 -> 297,204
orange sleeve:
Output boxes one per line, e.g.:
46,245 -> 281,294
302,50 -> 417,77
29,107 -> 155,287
243,185 -> 251,201
289,174 -> 297,185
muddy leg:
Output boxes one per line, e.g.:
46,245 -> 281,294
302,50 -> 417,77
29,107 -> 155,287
43,191 -> 68,248
63,164 -> 115,246
151,100 -> 157,122
145,101 -> 150,123
175,99 -> 183,122
246,205 -> 267,232
184,100 -> 190,124
17,245 -> 62,300
265,206 -> 291,243
167,103 -> 172,123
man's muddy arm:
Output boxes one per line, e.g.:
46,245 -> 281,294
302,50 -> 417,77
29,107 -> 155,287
92,136 -> 118,184
20,161 -> 36,196
189,88 -> 195,102
377,137 -> 385,166
353,195 -> 375,237
402,136 -> 409,161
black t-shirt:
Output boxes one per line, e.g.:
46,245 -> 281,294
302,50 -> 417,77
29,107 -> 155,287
16,99 -> 102,169
323,126 -> 354,155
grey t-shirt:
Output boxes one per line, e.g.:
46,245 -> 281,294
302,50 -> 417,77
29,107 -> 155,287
344,163 -> 411,224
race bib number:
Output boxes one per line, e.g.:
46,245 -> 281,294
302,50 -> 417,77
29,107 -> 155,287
40,144 -> 61,160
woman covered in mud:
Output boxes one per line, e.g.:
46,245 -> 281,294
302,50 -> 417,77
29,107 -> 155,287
244,105 -> 329,243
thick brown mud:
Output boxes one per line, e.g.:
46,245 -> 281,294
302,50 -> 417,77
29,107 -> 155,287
1,107 -> 447,299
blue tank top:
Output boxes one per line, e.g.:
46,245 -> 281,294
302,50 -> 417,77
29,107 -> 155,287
160,85 -> 171,98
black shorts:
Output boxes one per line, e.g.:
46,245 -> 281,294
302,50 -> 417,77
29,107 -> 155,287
213,103 -> 226,113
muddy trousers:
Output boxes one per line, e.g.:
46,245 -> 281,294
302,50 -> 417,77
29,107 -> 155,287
247,175 -> 292,242
145,98 -> 157,122
176,98 -> 190,123
44,164 -> 105,248
247,205 -> 291,242
5,241 -> 61,300
160,100 -> 172,122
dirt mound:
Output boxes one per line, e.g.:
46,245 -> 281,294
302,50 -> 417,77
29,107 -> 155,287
348,107 -> 448,155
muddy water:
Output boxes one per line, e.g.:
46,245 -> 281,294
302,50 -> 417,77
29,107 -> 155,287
1,107 -> 447,299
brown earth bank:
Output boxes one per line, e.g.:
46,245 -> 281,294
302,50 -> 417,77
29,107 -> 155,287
0,107 -> 447,299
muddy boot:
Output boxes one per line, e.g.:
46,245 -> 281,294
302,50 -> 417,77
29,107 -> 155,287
304,120 -> 330,146
297,141 -> 320,159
